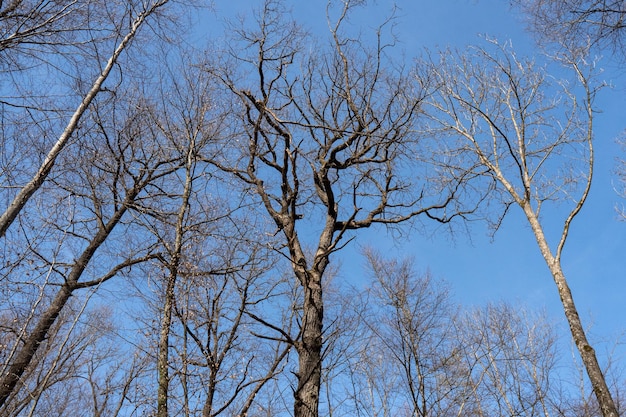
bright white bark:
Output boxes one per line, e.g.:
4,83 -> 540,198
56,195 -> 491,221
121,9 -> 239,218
0,0 -> 170,239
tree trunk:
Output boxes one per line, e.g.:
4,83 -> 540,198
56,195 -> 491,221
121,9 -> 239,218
0,285 -> 73,407
157,139 -> 195,416
294,277 -> 323,417
157,272 -> 177,417
551,265 -> 617,417
202,370 -> 217,417
0,185 -> 138,408
0,3 -> 165,239
524,206 -> 618,417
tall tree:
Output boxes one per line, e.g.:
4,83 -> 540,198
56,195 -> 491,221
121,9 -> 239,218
361,249 -> 468,417
208,1 -> 475,415
328,252 -> 573,417
144,54 -> 222,417
133,56 -> 291,415
0,0 -> 173,238
457,303 -> 562,417
0,2 -> 196,411
0,85 -> 182,410
423,40 -> 617,416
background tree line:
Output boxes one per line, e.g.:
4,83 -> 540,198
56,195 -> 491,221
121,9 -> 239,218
1,0 -> 625,416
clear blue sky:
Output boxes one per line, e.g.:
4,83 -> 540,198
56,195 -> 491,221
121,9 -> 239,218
388,0 -> 626,345
206,0 -> 626,356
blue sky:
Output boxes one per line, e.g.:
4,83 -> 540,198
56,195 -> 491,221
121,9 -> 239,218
385,0 -> 626,341
207,0 -> 626,355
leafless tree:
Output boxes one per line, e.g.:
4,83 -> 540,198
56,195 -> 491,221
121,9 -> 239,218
513,0 -> 626,57
323,251 -> 575,417
358,249 -> 468,417
0,84 -> 183,410
0,292 -> 151,417
140,54 -> 226,417
0,0 -> 174,239
456,303 -> 563,417
0,1 -> 78,49
176,249 -> 293,416
511,0 -> 626,221
1,296 -> 94,416
113,54 -> 294,416
423,39 -> 617,416
206,1 -> 478,415
131,215 -> 295,417
83,337 -> 151,417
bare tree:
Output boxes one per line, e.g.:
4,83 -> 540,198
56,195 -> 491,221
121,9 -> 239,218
1,297 -> 95,416
511,0 -> 626,221
207,1 -> 477,415
0,1 -> 79,50
83,336 -> 151,417
0,84 -> 182,409
0,290 -> 151,417
115,53 -> 294,416
133,209 -> 294,417
423,39 -> 617,416
0,0 -> 173,239
457,303 -> 563,417
143,55 -> 222,417
323,251 -> 573,417
513,0 -> 626,57
359,249 -> 468,417
176,250 -> 293,416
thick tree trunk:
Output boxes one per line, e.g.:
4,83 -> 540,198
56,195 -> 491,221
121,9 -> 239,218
0,187 -> 136,409
524,207 -> 618,417
294,279 -> 323,417
0,285 -> 73,407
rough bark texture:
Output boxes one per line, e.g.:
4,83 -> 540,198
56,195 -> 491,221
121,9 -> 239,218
0,177 -> 147,407
294,280 -> 323,417
202,374 -> 217,417
210,4 -> 454,416
523,206 -> 618,417
157,146 -> 193,417
157,274 -> 176,417
0,285 -> 73,407
0,215 -> 121,406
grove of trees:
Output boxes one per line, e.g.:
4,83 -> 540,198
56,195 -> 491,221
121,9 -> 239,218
1,1 -> 624,416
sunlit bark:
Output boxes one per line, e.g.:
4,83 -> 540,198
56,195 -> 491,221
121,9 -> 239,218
424,40 -> 617,417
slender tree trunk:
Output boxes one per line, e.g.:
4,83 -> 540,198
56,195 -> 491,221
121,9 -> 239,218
157,145 -> 193,417
202,371 -> 217,417
0,1 -> 168,239
157,272 -> 177,417
294,276 -> 323,417
523,206 -> 618,417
